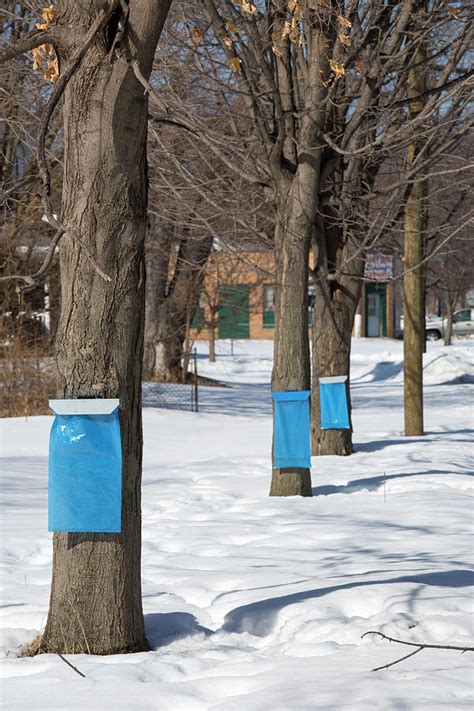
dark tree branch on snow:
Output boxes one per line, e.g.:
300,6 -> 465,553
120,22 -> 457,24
362,630 -> 474,672
56,653 -> 86,678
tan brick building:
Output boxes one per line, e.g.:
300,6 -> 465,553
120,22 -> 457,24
191,251 -> 399,341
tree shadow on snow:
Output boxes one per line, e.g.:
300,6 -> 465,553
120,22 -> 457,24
143,570 -> 472,646
313,468 -> 472,496
355,427 -> 474,453
351,383 -> 473,412
351,361 -> 403,383
429,427 -> 474,437
353,437 -> 429,453
145,612 -> 212,649
198,383 -> 272,417
220,569 -> 474,638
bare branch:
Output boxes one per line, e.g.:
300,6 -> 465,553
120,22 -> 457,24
21,228 -> 65,292
363,630 -> 474,671
0,224 -> 112,294
362,630 -> 474,652
56,653 -> 86,679
117,49 -> 270,189
0,29 -> 54,64
387,69 -> 474,109
66,228 -> 113,286
371,646 -> 424,672
37,0 -> 121,226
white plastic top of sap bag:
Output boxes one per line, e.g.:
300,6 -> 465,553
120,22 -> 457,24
49,399 -> 120,415
319,376 -> 347,384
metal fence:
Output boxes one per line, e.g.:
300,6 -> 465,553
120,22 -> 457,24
142,349 -> 198,412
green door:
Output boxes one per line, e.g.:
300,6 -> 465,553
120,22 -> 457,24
365,284 -> 387,337
218,285 -> 250,339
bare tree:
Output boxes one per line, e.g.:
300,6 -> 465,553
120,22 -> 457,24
425,184 -> 474,345
1,0 -> 172,655
144,218 -> 213,382
141,13 -> 274,382
146,1 -> 472,485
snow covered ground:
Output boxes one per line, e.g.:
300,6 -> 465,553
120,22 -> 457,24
0,338 -> 473,710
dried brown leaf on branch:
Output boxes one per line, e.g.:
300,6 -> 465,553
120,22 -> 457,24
191,26 -> 203,44
32,4 -> 59,84
337,15 -> 352,29
35,4 -> 54,31
329,59 -> 345,79
282,20 -> 292,39
236,0 -> 257,15
228,55 -> 242,73
338,31 -> 351,47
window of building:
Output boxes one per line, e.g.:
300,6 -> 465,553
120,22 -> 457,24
263,284 -> 275,328
263,284 -> 315,328
308,284 -> 316,326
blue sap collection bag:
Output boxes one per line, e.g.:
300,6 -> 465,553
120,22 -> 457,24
272,390 -> 311,469
319,376 -> 350,430
48,399 -> 122,533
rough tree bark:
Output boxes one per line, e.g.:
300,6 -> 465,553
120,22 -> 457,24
268,5 -> 333,496
145,231 -> 212,382
404,41 -> 426,437
37,0 -> 172,655
144,217 -> 173,379
309,21 -> 384,457
311,213 -> 363,456
270,175 -> 316,497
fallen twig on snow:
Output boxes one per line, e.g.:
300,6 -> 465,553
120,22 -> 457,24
362,630 -> 474,672
57,653 -> 86,678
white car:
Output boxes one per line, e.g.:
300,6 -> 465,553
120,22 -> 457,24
425,308 -> 474,341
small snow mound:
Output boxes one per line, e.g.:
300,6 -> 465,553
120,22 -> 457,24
423,348 -> 474,385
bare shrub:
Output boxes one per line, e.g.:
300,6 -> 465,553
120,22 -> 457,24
0,318 -> 54,418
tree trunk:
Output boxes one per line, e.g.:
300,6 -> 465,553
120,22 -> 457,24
444,298 -> 453,346
153,300 -> 185,381
270,179 -> 314,497
311,221 -> 363,456
311,292 -> 357,457
39,1 -> 171,655
403,42 -> 426,437
403,189 -> 424,435
209,306 -> 216,362
152,234 -> 212,382
46,264 -> 61,347
144,217 -> 173,379
181,314 -> 193,382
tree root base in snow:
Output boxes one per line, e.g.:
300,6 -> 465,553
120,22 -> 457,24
269,469 -> 312,496
314,430 -> 353,457
22,633 -> 150,657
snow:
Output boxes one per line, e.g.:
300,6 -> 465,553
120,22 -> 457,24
1,338 -> 473,710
